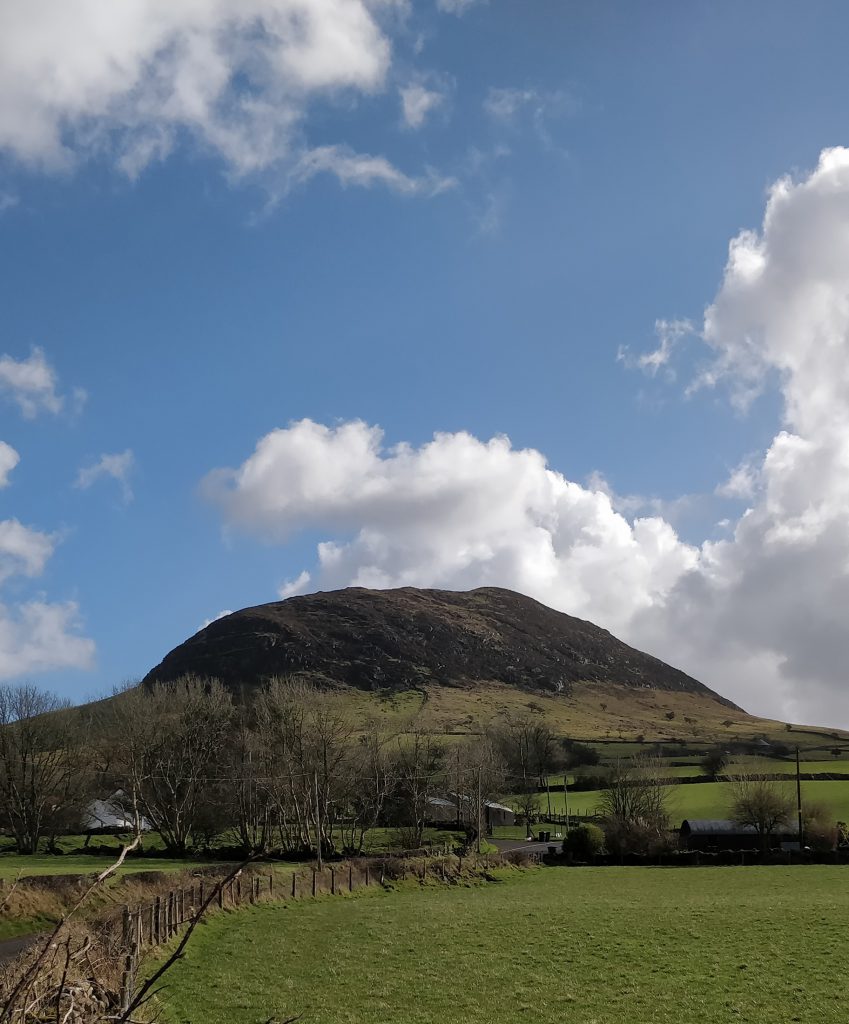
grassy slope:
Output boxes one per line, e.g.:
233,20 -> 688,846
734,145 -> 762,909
340,680 -> 848,746
156,866 -> 849,1024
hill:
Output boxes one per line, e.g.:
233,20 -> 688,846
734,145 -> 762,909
144,586 -> 728,701
133,587 -> 822,743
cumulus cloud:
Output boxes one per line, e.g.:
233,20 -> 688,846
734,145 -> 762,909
202,147 -> 849,727
74,450 -> 135,503
0,0 -> 454,199
629,146 -> 849,724
200,609 -> 234,630
203,419 -> 699,635
0,512 -> 92,679
0,519 -> 55,584
0,347 -> 65,418
0,443 -> 20,488
0,601 -> 94,681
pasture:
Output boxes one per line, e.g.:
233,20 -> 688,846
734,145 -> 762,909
537,778 -> 849,822
155,865 -> 849,1024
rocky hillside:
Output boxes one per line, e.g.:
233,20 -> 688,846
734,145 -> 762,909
143,586 -> 738,708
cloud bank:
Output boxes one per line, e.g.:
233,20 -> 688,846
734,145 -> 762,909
203,148 -> 849,727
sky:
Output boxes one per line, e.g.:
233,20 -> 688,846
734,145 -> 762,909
2,0 -> 849,727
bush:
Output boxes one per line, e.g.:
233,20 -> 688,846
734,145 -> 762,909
562,823 -> 605,860
563,741 -> 600,769
571,768 -> 611,791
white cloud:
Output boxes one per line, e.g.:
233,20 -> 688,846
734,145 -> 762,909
617,319 -> 693,379
203,419 -> 699,635
0,347 -> 64,418
74,450 -> 135,503
436,0 -> 485,14
0,193 -> 18,214
202,147 -> 849,728
288,145 -> 456,196
0,443 -> 20,488
279,570 -> 311,598
0,519 -> 54,584
0,601 -> 95,681
200,609 -> 234,630
0,0 -> 452,200
399,74 -> 449,129
628,146 -> 849,725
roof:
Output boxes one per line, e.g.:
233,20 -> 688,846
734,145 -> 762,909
485,801 -> 514,813
681,819 -> 759,835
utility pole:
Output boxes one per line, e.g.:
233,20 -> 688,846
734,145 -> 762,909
564,775 -> 569,831
314,770 -> 323,872
476,767 -> 482,854
796,745 -> 804,848
546,776 -> 552,818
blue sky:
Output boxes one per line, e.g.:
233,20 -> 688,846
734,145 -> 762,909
3,0 -> 849,724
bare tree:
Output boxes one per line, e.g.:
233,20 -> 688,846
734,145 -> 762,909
392,725 -> 446,848
492,712 -> 559,790
727,766 -> 794,850
107,676 -> 234,855
0,685 -> 84,854
255,678 -> 354,858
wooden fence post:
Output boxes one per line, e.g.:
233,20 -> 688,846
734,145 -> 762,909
365,863 -> 370,887
330,867 -> 336,895
348,863 -> 353,892
149,902 -> 155,945
199,879 -> 205,908
269,873 -> 274,898
291,873 -> 297,898
122,905 -> 131,948
311,869 -> 317,897
236,876 -> 242,903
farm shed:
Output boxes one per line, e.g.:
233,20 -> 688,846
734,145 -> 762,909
680,818 -> 795,852
426,796 -> 516,828
82,791 -> 151,833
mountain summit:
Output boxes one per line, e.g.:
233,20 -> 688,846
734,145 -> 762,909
143,586 -> 736,708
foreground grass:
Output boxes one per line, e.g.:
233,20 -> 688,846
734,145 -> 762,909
156,865 -> 848,1024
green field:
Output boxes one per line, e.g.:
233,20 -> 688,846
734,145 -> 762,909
0,855 -> 219,880
532,778 -> 849,823
155,865 -> 849,1024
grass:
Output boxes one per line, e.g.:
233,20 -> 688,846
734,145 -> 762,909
0,856 -> 218,881
528,778 -> 849,823
155,865 -> 849,1024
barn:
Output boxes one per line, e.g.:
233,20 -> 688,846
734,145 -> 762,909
680,818 -> 796,852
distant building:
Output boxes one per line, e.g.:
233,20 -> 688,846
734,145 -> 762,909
426,795 -> 516,829
82,791 -> 151,833
679,818 -> 796,851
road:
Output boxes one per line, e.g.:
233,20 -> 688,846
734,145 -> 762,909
0,933 -> 38,967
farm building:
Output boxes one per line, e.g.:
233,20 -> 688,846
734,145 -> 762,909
679,818 -> 797,852
426,795 -> 516,829
82,791 -> 151,833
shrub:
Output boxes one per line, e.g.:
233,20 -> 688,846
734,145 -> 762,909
571,768 -> 611,791
562,823 -> 605,860
562,741 -> 600,769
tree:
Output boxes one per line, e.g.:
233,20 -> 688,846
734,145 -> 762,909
727,767 -> 794,850
562,740 -> 600,770
0,685 -> 84,854
562,823 -> 605,860
255,678 -> 354,858
599,755 -> 675,855
701,748 -> 727,778
391,726 -> 446,848
108,676 -> 234,855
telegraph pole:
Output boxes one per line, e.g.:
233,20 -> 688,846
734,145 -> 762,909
796,745 -> 804,848
476,767 -> 482,854
314,770 -> 323,872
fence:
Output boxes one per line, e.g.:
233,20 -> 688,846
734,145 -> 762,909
99,847 -> 540,1013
